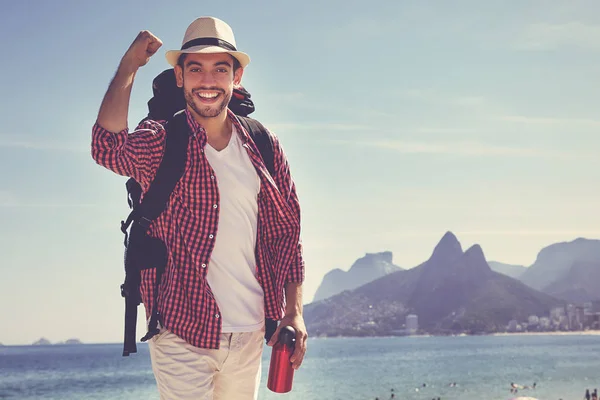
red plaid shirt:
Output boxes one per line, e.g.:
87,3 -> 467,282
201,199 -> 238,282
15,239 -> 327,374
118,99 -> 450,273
92,109 -> 304,349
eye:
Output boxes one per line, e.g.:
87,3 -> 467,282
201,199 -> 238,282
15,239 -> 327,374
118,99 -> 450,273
216,68 -> 228,73
190,67 -> 201,73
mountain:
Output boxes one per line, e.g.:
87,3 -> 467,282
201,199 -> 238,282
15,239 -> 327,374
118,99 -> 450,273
32,338 -> 51,346
312,251 -> 402,302
543,261 -> 600,303
519,238 -> 600,291
488,261 -> 526,279
55,338 -> 83,345
304,232 -> 561,336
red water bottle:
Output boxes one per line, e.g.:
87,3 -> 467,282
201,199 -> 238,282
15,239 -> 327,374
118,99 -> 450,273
267,325 -> 296,393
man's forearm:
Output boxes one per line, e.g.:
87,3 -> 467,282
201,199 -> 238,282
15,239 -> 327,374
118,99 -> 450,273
96,31 -> 163,133
285,282 -> 303,316
96,63 -> 137,133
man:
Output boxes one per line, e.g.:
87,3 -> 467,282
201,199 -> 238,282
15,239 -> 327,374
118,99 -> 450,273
92,16 -> 307,399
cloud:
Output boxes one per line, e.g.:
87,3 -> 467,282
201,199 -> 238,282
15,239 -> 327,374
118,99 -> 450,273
0,203 -> 98,208
0,191 -> 19,207
323,17 -> 398,47
375,229 -> 600,238
515,22 -> 600,51
456,230 -> 600,237
0,192 -> 98,209
498,115 -> 600,127
263,92 -> 305,102
366,230 -> 600,243
266,122 -> 372,132
333,139 -> 577,158
415,127 -> 479,134
401,89 -> 486,108
0,135 -> 88,152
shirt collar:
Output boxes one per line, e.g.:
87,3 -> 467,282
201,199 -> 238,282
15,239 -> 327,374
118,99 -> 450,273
183,108 -> 252,145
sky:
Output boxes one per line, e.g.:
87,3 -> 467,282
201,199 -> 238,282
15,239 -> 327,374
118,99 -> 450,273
1,0 -> 599,345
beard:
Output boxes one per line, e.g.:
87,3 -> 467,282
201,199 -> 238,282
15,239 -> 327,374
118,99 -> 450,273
184,85 -> 232,118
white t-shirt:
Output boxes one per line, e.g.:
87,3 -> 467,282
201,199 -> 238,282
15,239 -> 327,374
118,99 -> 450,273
204,125 -> 265,332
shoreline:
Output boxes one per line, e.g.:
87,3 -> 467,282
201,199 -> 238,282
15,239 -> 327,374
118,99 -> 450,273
312,330 -> 600,339
4,330 -> 600,346
490,330 -> 600,336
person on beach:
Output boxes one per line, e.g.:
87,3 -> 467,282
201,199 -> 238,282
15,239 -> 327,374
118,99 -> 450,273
91,16 -> 307,399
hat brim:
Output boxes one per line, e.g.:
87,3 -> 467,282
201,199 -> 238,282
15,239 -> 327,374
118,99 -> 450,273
165,45 -> 250,68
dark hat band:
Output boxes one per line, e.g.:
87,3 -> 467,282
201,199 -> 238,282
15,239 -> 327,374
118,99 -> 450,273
181,37 -> 237,51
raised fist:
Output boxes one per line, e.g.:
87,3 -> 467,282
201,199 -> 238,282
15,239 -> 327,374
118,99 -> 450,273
122,30 -> 163,69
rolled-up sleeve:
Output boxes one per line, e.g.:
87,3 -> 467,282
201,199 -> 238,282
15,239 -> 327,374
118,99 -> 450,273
91,120 -> 166,188
271,134 -> 305,283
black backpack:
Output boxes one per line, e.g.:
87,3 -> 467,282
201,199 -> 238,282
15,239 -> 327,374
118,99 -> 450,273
119,69 -> 277,356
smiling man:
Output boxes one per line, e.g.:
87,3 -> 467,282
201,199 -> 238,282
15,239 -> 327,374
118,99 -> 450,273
91,17 -> 307,400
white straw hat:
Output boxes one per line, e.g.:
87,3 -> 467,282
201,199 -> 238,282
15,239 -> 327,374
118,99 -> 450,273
165,17 -> 250,68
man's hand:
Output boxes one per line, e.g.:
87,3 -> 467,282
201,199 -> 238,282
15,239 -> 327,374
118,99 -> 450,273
120,30 -> 163,70
267,313 -> 308,370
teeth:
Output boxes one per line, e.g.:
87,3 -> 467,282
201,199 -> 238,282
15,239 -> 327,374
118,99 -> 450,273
198,92 -> 218,99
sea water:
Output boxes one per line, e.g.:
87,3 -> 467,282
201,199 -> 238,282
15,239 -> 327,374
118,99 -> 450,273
1,334 -> 599,400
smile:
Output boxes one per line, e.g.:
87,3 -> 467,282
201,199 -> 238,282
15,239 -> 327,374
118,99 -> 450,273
197,92 -> 220,99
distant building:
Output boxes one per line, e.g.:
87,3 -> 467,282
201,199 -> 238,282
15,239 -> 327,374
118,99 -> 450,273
584,301 -> 600,329
528,315 -> 539,326
567,305 -> 577,330
566,304 -> 585,330
539,317 -> 551,330
575,306 -> 585,320
507,320 -> 518,332
406,314 -> 418,335
551,306 -> 565,323
584,301 -> 600,315
558,315 -> 569,330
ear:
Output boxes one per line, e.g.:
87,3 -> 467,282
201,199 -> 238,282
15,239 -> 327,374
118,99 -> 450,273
233,67 -> 244,86
174,65 -> 184,88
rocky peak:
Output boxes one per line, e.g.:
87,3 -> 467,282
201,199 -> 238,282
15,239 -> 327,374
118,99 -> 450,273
430,231 -> 463,263
352,251 -> 394,268
32,338 -> 51,346
312,251 -> 402,302
464,244 -> 485,262
463,244 -> 492,273
521,237 -> 600,290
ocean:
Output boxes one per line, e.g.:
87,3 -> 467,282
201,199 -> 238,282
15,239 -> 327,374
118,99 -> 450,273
1,334 -> 599,400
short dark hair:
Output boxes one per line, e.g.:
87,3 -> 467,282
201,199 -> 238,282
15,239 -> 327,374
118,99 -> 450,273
177,53 -> 241,72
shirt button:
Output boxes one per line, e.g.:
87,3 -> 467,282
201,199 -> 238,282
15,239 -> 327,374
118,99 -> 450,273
215,314 -> 220,319
201,263 -> 207,268
210,175 -> 215,180
209,234 -> 214,239
212,204 -> 218,209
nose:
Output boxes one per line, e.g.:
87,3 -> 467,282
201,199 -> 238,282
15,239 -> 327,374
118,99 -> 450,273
199,71 -> 217,86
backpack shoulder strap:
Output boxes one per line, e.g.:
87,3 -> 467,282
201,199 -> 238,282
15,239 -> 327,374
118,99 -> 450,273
137,110 -> 190,225
237,116 -> 276,178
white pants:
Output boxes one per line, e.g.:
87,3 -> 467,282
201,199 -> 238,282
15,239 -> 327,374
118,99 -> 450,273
148,328 -> 264,400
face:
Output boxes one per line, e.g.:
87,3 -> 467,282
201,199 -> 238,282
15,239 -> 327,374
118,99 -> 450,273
175,52 -> 243,119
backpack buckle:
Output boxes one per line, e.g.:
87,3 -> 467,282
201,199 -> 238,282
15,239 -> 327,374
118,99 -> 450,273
120,283 -> 128,298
